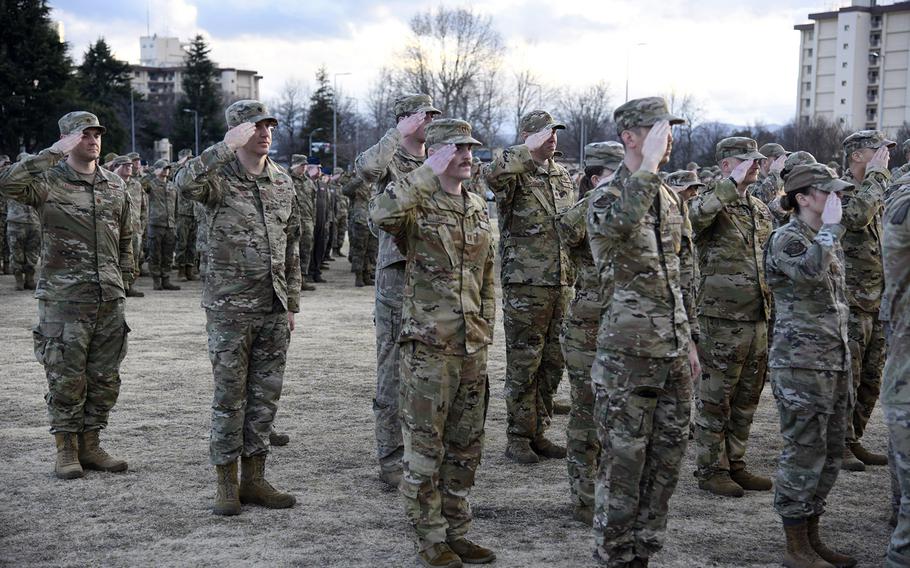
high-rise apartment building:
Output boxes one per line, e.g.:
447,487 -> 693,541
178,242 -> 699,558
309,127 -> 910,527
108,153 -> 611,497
795,0 -> 910,135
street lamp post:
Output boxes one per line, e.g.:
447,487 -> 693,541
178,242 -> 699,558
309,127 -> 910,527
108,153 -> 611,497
308,127 -> 326,155
130,90 -> 136,152
183,108 -> 199,156
333,72 -> 352,171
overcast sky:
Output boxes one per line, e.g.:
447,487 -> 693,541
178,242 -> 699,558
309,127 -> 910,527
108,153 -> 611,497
51,0 -> 857,126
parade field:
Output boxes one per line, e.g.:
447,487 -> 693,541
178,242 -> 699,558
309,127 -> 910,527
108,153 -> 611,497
0,252 -> 895,568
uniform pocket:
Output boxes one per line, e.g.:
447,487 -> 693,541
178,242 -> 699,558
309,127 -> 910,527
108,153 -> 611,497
33,322 -> 65,367
116,322 -> 131,365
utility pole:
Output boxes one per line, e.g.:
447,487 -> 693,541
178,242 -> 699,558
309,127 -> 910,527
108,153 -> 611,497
332,72 -> 352,171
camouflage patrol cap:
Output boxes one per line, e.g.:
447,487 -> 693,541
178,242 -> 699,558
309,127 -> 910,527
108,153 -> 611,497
686,161 -> 698,171
103,152 -> 118,164
291,154 -> 308,167
17,152 -> 30,161
784,163 -> 853,194
126,152 -> 140,161
0,154 -> 9,166
519,110 -> 566,134
110,155 -> 132,168
902,139 -> 910,153
715,137 -> 765,163
758,143 -> 790,159
613,97 -> 684,134
425,118 -> 483,147
843,129 -> 896,154
58,111 -> 106,136
780,150 -> 817,181
666,170 -> 706,192
225,99 -> 277,129
178,149 -> 193,160
152,158 -> 171,170
392,93 -> 441,118
584,141 -> 624,169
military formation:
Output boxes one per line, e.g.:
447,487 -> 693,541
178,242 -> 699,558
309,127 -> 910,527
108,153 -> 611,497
2,91 -> 910,568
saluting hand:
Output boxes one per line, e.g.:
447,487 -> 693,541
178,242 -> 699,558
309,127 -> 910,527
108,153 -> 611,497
397,111 -> 427,138
868,146 -> 891,171
525,127 -> 554,154
427,144 -> 457,176
51,132 -> 83,156
730,159 -> 755,187
769,154 -> 787,175
639,120 -> 670,174
821,192 -> 843,225
224,123 -> 256,151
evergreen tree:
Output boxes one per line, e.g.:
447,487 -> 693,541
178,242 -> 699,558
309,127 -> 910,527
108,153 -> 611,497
0,0 -> 77,153
173,35 -> 223,153
303,66 -> 334,162
75,38 -> 134,153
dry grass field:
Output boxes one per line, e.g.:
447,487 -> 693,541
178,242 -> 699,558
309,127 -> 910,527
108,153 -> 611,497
0,247 -> 895,567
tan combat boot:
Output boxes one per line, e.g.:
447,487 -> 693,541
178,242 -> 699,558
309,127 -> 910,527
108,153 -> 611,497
840,447 -> 865,471
698,472 -> 745,497
355,272 -> 366,287
213,461 -> 241,516
731,468 -> 773,491
185,265 -> 198,281
23,271 -> 36,290
13,271 -> 24,291
152,275 -> 163,290
849,442 -> 887,466
79,430 -> 128,472
505,438 -> 539,464
807,516 -> 857,567
531,436 -> 566,459
783,521 -> 835,568
269,430 -> 289,447
239,454 -> 296,508
161,276 -> 181,291
552,400 -> 571,415
177,266 -> 187,280
54,432 -> 84,479
379,467 -> 402,489
447,537 -> 496,564
418,543 -> 463,568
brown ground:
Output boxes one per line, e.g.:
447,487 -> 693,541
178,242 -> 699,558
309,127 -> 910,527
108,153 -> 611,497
0,246 -> 895,567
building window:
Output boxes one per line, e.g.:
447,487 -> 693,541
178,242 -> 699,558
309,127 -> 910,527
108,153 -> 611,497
806,48 -> 813,58
842,80 -> 847,87
804,81 -> 812,92
804,98 -> 812,109
842,62 -> 848,68
844,43 -> 849,49
805,65 -> 813,74
841,98 -> 847,104
872,16 -> 882,28
844,24 -> 850,31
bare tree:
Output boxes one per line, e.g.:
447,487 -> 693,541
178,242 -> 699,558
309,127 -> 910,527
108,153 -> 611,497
778,115 -> 847,166
512,69 -> 557,143
468,66 -> 506,148
691,122 -> 734,166
890,121 -> 910,169
364,67 -> 400,142
554,81 -> 615,162
664,91 -> 704,170
270,79 -> 309,165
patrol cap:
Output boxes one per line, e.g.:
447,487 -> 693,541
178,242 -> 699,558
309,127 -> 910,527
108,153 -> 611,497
291,154 -> 308,167
584,141 -> 624,169
902,139 -> 910,154
780,150 -> 817,181
666,170 -> 706,192
110,155 -> 132,168
519,110 -> 566,134
58,111 -> 106,136
153,158 -> 171,170
686,161 -> 698,171
392,93 -> 441,118
17,152 -> 30,161
613,96 -> 684,134
103,152 -> 118,164
843,129 -> 896,154
126,152 -> 140,161
225,99 -> 278,129
178,149 -> 193,160
758,143 -> 790,159
425,118 -> 483,147
784,163 -> 853,194
716,137 -> 765,163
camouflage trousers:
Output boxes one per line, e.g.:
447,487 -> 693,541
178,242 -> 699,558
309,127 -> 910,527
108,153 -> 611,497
131,233 -> 142,276
333,212 -> 348,253
7,221 -> 40,276
846,309 -> 886,445
299,219 -> 314,281
175,214 -> 197,269
374,264 -> 405,472
33,299 -> 129,433
771,367 -> 849,520
400,341 -> 488,551
350,222 -> 378,275
693,317 -> 768,480
559,296 -> 601,509
206,309 -> 290,465
147,225 -> 176,278
591,350 -> 692,566
503,284 -> 572,442
884,403 -> 910,567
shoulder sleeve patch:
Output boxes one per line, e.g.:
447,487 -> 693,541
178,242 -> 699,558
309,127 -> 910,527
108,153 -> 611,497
783,239 -> 807,257
888,199 -> 910,225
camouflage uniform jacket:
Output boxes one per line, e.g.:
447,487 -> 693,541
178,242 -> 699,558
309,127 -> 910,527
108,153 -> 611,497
342,175 -> 371,225
173,163 -> 195,217
0,149 -> 134,302
370,164 -> 495,355
355,127 -> 423,269
890,162 -> 910,180
749,171 -> 783,206
765,216 -> 850,371
586,164 -> 698,360
881,184 -> 910,404
484,144 -> 576,286
840,167 -> 891,313
175,141 -> 301,313
290,173 -> 316,223
6,197 -> 40,226
555,193 -> 607,321
124,178 -> 145,235
689,178 -> 773,321
144,174 -> 177,228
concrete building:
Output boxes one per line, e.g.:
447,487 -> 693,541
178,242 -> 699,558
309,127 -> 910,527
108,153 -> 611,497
795,0 -> 910,135
131,35 -> 262,106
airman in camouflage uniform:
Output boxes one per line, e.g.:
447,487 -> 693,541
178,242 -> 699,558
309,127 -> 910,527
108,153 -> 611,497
289,154 -> 317,291
665,170 -> 706,203
689,137 -> 774,497
766,163 -> 856,568
371,118 -> 496,568
175,100 -> 301,516
111,155 -> 145,298
126,152 -> 149,276
342,173 -> 377,287
485,109 -> 576,463
143,158 -> 181,291
587,98 -> 700,568
356,93 -> 440,487
331,167 -> 350,257
0,111 -> 134,480
7,151 -> 41,290
839,130 -> 893,470
882,176 -> 910,568
173,149 -> 198,281
890,139 -> 910,180
750,142 -> 789,207
556,141 -> 623,525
